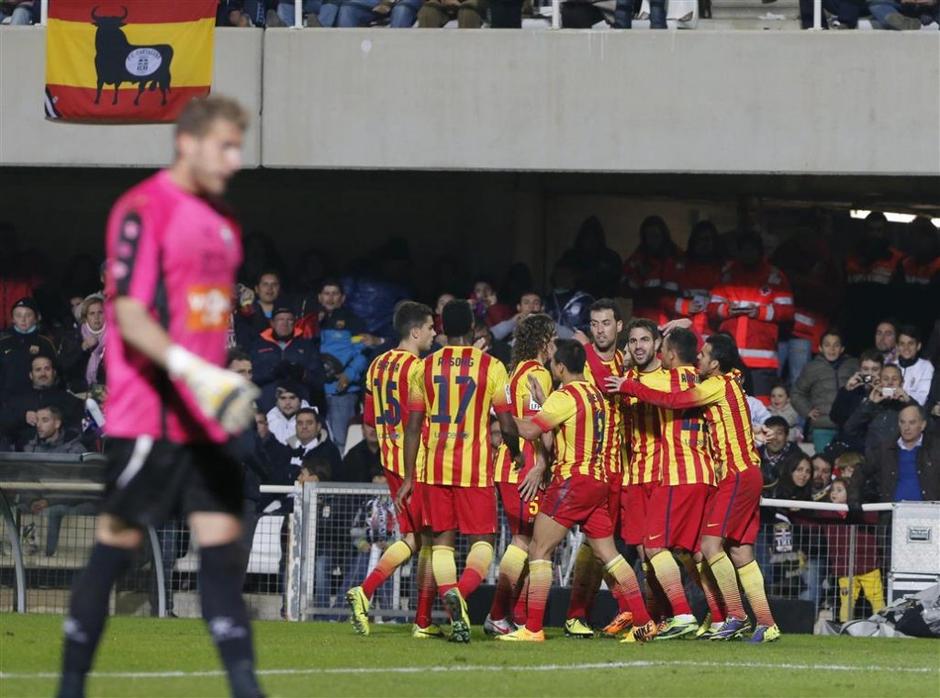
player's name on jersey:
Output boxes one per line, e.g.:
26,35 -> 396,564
438,355 -> 475,367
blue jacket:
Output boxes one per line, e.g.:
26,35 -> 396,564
318,307 -> 367,396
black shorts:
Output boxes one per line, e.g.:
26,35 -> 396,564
102,437 -> 244,528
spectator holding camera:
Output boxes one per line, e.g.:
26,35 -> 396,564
830,349 -> 885,443
843,363 -> 910,455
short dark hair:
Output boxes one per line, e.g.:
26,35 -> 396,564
664,328 -> 698,365
859,349 -> 884,365
255,269 -> 280,285
30,354 -> 55,371
301,455 -> 332,482
770,381 -> 789,396
625,318 -> 660,341
764,415 -> 790,433
820,328 -> 844,345
898,324 -> 921,343
319,278 -> 344,295
441,300 -> 474,338
296,407 -> 320,421
589,298 -> 621,323
705,334 -> 740,373
553,339 -> 586,374
227,348 -> 250,366
37,405 -> 63,422
394,301 -> 433,340
176,95 -> 249,137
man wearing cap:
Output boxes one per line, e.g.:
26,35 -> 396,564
249,305 -> 325,412
0,298 -> 57,396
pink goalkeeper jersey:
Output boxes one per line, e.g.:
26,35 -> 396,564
104,170 -> 242,445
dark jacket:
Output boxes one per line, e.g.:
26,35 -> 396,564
290,436 -> 342,482
791,355 -> 859,431
831,383 -> 873,441
231,429 -> 273,504
0,330 -> 57,396
57,329 -> 103,393
21,431 -> 86,454
843,397 -> 905,456
0,386 -> 85,449
340,440 -> 383,483
852,433 -> 940,504
250,327 -> 325,395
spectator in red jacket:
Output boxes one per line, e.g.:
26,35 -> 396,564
661,220 -> 724,337
708,233 -> 795,402
622,215 -> 679,325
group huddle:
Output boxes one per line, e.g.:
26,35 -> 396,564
345,298 -> 781,644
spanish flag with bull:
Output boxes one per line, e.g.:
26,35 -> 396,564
45,1 -> 216,122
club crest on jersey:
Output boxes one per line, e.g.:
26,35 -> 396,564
186,285 -> 231,331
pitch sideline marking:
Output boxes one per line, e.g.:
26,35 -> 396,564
2,660 -> 938,680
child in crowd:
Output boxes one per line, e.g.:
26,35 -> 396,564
768,383 -> 804,442
834,452 -> 863,481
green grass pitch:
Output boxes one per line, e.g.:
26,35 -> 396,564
2,614 -> 939,697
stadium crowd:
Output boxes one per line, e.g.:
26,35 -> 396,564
2,0 -> 938,31
1,207 -> 937,628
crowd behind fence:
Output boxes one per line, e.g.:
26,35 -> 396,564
4,465 -> 932,630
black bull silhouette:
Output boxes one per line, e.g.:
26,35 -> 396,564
90,6 -> 174,107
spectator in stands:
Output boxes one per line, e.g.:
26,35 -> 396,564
250,306 -> 325,410
895,325 -> 934,406
834,451 -> 863,481
341,423 -> 383,483
792,329 -> 859,453
490,290 -> 574,344
416,0 -> 485,27
874,319 -> 899,365
272,0 -> 320,25
0,298 -> 57,397
58,295 -> 106,394
266,382 -> 309,446
544,258 -> 594,335
236,270 -> 285,348
468,279 -> 513,328
768,382 -> 803,440
559,216 -> 623,299
623,215 -> 679,325
899,218 -> 940,334
853,404 -> 940,503
661,220 -> 724,338
708,233 -> 794,401
0,355 -> 84,450
868,0 -> 938,29
317,279 -> 368,452
759,415 -> 802,489
842,213 -> 904,353
770,455 -> 824,604
810,454 -> 834,500
0,0 -> 36,24
830,349 -> 884,451
843,363 -> 910,456
290,407 -> 342,478
21,406 -> 84,454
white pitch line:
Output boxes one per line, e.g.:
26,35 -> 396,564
2,660 -> 938,681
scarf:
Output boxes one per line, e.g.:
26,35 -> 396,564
82,322 -> 106,387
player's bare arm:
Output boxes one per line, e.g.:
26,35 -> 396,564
397,409 -> 424,512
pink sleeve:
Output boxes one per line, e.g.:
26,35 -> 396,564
107,200 -> 161,307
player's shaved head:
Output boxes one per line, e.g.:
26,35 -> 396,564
442,299 -> 474,338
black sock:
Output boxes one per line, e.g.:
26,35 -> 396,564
199,542 -> 262,698
59,544 -> 133,695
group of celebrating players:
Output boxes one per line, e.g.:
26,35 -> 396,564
345,297 -> 781,645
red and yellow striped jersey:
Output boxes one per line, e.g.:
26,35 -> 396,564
532,379 -> 609,483
623,370 -> 760,481
407,346 -> 510,487
623,366 -> 667,487
641,366 -> 716,487
494,360 -> 554,484
363,349 -> 424,478
583,349 -> 626,475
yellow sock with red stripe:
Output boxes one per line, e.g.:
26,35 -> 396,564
707,552 -> 746,620
432,545 -> 458,597
414,545 -> 436,628
606,555 -> 651,625
649,551 -> 692,616
693,559 -> 727,623
737,560 -> 776,627
490,544 -> 527,621
566,544 -> 597,620
457,541 -> 494,598
524,559 -> 553,633
512,566 -> 530,626
362,540 -> 412,599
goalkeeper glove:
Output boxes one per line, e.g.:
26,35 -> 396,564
166,345 -> 259,435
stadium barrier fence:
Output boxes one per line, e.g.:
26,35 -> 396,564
2,459 -> 935,630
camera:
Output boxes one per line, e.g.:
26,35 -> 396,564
862,374 -> 873,384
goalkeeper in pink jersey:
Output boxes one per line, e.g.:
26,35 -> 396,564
57,97 -> 262,698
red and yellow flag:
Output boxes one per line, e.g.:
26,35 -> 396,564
45,1 -> 216,123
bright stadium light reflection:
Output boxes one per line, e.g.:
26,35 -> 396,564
850,210 -> 940,226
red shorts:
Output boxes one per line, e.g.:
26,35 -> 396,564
421,483 -> 497,535
702,468 -> 762,545
540,475 -> 613,539
643,483 -> 709,552
620,482 -> 657,545
384,470 -> 423,535
606,469 -> 623,530
497,481 -> 540,537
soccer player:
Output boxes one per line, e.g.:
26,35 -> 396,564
396,300 -> 517,643
484,313 -> 556,636
565,299 -> 631,639
611,333 -> 782,643
346,301 -> 440,639
57,97 -> 263,698
497,340 -> 655,643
